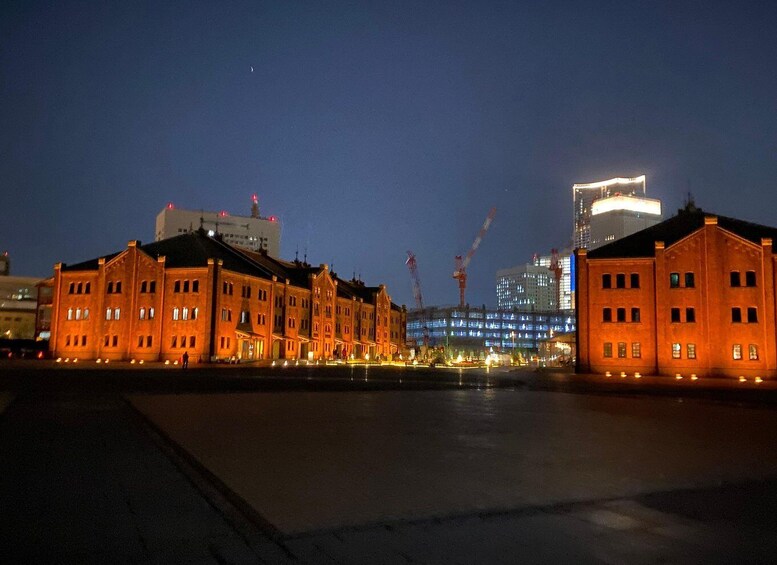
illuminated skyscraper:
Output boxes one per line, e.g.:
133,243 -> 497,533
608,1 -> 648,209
573,176 -> 646,249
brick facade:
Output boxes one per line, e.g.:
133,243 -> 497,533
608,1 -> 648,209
51,231 -> 406,362
576,210 -> 777,378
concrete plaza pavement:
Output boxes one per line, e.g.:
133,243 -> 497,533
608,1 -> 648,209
3,366 -> 777,563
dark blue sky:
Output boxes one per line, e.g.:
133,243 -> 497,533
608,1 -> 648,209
2,1 -> 776,307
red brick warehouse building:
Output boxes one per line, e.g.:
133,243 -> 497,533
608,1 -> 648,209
50,229 -> 406,363
576,205 -> 777,379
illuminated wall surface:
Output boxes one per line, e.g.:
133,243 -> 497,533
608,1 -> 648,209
577,209 -> 777,378
155,206 -> 282,258
50,230 -> 405,362
407,305 -> 575,353
573,175 -> 646,250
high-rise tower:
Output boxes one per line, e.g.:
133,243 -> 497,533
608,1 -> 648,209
573,175 -> 646,249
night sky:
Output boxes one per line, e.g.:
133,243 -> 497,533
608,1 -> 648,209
2,1 -> 776,308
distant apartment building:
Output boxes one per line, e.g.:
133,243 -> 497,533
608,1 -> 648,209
573,176 -> 646,249
0,276 -> 41,340
407,305 -> 575,358
589,194 -> 663,250
497,250 -> 574,311
155,196 -> 281,257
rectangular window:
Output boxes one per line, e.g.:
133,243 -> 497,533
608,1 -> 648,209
190,336 -> 196,348
183,280 -> 190,293
603,308 -> 612,322
173,308 -> 180,321
139,308 -> 146,320
602,274 -> 611,289
182,307 -> 189,321
732,308 -> 742,323
172,336 -> 177,348
138,336 -> 144,348
66,335 -> 71,346
749,344 -> 758,360
631,308 -> 640,323
221,308 -> 228,322
746,271 -> 756,287
687,343 -> 696,359
104,335 -> 109,347
686,308 -> 695,323
112,335 -> 118,347
115,282 -> 122,294
141,281 -> 147,293
671,308 -> 681,323
181,336 -> 187,348
670,273 -> 680,288
630,273 -> 640,288
174,280 -> 181,293
69,283 -> 74,294
616,308 -> 626,322
603,343 -> 612,358
747,307 -> 758,323
192,280 -> 199,293
617,342 -> 626,358
114,308 -> 120,320
149,281 -> 156,293
85,282 -> 91,294
733,344 -> 742,360
672,343 -> 681,359
685,272 -> 695,288
146,336 -> 152,347
149,307 -> 155,320
616,273 -> 626,288
107,282 -> 114,294
730,271 -> 741,287
631,342 -> 641,358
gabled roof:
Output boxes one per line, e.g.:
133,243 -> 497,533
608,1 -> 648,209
586,208 -> 777,259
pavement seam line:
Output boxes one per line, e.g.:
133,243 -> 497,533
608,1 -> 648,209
122,396 -> 298,562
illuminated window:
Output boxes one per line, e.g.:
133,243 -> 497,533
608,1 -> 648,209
617,342 -> 627,358
182,307 -> 189,321
67,308 -> 73,321
106,308 -> 112,321
114,308 -> 120,320
746,271 -> 756,287
616,308 -> 626,322
632,342 -> 641,358
686,308 -> 695,323
83,308 -> 89,320
630,273 -> 640,288
603,308 -> 612,322
192,308 -> 197,320
733,344 -> 742,360
603,343 -> 612,358
730,271 -> 741,287
749,344 -> 758,360
149,307 -> 155,319
671,308 -> 680,323
672,343 -> 681,359
732,308 -> 742,323
747,307 -> 758,323
670,273 -> 680,288
139,307 -> 146,320
687,343 -> 696,359
173,308 -> 180,321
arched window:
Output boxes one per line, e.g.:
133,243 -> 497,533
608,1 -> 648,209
173,308 -> 179,321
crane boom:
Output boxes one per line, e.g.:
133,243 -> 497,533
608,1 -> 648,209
452,207 -> 496,308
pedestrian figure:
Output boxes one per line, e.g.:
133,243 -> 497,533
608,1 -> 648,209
182,351 -> 189,369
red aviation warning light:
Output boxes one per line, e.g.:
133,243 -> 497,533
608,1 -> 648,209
166,202 -> 174,210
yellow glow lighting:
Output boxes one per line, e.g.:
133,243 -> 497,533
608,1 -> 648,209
96,359 -> 101,363
675,374 -> 682,380
620,372 -> 627,378
691,375 -> 698,381
573,175 -> 646,190
739,376 -> 746,383
56,358 -> 62,363
755,377 -> 763,384
605,371 -> 611,377
634,372 -> 641,378
591,195 -> 662,216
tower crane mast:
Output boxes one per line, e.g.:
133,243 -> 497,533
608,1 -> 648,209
452,207 -> 496,308
405,251 -> 429,348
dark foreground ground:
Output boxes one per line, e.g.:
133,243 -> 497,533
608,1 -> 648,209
2,363 -> 777,564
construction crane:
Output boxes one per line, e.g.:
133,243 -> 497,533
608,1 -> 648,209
453,207 -> 497,308
549,248 -> 563,312
405,251 -> 429,348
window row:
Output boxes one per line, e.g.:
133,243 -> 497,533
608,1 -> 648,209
669,272 -> 695,288
68,282 -> 91,295
171,335 -> 196,349
670,343 -> 697,359
139,307 -> 156,320
602,273 -> 640,289
105,308 -> 121,321
602,308 -> 640,323
104,335 -> 119,347
64,334 -> 88,347
669,271 -> 758,288
140,280 -> 156,293
106,281 -> 122,294
172,307 -> 198,321
732,307 -> 758,323
174,279 -> 198,293
670,308 -> 695,323
66,307 -> 90,321
136,335 -> 153,348
733,344 -> 759,360
603,342 -> 641,358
